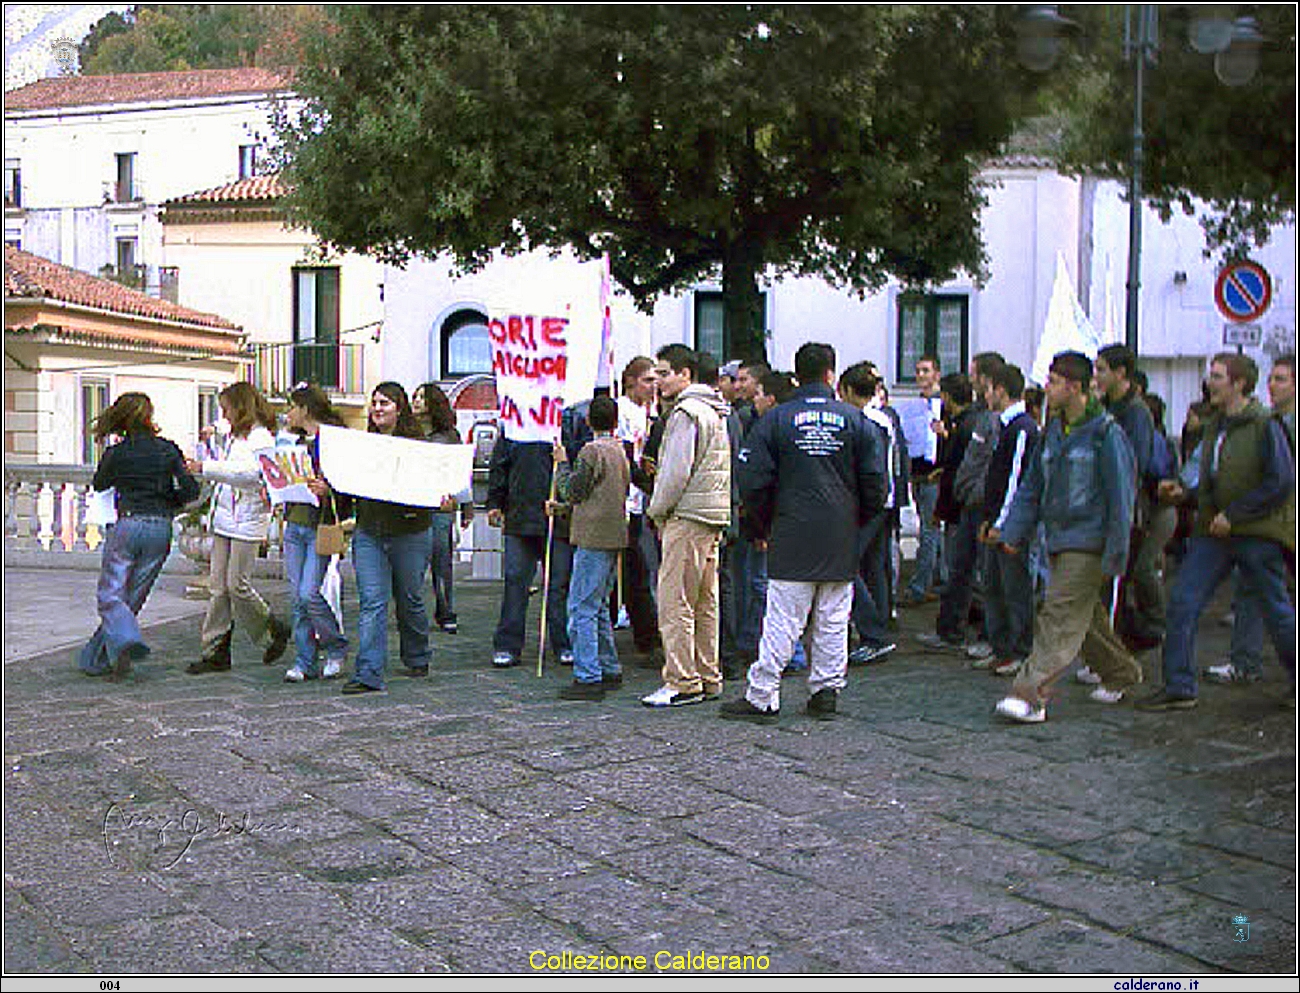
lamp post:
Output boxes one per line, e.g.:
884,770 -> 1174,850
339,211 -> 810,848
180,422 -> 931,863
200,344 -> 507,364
1016,5 -> 1265,357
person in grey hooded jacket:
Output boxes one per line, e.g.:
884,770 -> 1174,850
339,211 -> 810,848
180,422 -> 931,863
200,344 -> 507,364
990,351 -> 1142,723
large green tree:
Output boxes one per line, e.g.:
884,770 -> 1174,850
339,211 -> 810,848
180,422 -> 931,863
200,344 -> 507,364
275,5 -> 1047,362
1046,5 -> 1296,257
78,4 -> 328,75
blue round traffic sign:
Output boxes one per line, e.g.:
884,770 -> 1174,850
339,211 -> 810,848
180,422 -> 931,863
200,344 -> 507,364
1215,260 -> 1272,323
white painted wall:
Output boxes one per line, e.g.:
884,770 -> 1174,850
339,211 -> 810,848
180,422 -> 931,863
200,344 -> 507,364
162,219 -> 384,358
381,164 -> 1295,440
6,94 -> 284,292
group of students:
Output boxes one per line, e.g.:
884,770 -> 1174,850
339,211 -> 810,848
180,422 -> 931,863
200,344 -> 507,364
79,379 -> 473,695
78,345 -> 1296,719
481,343 -> 889,715
899,346 -> 1296,721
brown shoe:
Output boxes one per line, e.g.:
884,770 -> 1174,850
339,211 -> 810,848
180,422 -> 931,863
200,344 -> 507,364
262,616 -> 291,665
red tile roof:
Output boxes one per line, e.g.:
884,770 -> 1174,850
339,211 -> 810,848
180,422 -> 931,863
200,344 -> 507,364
167,173 -> 288,206
5,67 -> 292,112
4,246 -> 241,333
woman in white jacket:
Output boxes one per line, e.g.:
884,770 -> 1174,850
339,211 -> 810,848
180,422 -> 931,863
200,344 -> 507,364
185,382 -> 290,673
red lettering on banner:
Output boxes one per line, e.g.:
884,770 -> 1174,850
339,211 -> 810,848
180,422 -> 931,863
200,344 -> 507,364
507,316 -> 528,349
541,317 -> 568,348
499,396 -> 523,428
523,315 -> 538,350
488,318 -> 507,344
492,349 -> 569,382
528,396 -> 563,428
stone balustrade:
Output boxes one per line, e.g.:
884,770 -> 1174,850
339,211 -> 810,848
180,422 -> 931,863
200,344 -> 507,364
4,463 -> 108,553
4,463 -> 504,577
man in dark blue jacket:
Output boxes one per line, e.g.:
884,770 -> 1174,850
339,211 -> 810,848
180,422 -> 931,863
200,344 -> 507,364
721,343 -> 886,722
977,362 -> 1040,676
486,435 -> 573,668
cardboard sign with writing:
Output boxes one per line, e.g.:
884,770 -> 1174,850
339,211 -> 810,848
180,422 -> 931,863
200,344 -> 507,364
316,424 -> 474,508
255,445 -> 318,507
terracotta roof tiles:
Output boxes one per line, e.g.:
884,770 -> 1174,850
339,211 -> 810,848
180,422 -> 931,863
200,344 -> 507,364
4,246 -> 241,333
5,67 -> 292,112
166,173 -> 288,206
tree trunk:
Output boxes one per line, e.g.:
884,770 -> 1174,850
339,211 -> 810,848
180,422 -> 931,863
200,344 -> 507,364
721,245 -> 766,363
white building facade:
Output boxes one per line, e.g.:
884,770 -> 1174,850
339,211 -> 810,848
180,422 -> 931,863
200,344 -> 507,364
381,160 -> 1295,432
4,68 -> 290,299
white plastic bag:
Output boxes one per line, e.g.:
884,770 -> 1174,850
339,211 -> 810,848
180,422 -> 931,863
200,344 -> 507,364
85,488 -> 118,527
321,556 -> 343,627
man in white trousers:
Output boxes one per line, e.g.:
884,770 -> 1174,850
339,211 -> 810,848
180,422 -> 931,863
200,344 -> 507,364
721,343 -> 886,722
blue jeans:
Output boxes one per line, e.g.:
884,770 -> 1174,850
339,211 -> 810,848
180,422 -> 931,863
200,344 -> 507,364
494,532 -> 573,660
429,512 -> 457,626
80,516 -> 172,674
1229,572 -> 1266,677
567,547 -> 620,684
907,479 -> 944,597
1163,536 -> 1296,698
352,526 -> 433,688
852,513 -> 893,647
282,521 -> 348,677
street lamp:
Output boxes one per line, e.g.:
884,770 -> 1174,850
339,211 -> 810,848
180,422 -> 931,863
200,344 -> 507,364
1016,5 -> 1264,356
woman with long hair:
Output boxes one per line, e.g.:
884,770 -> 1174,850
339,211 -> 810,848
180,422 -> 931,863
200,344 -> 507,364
80,393 -> 200,679
185,381 -> 291,673
345,382 -> 435,693
412,382 -> 474,633
281,384 -> 352,682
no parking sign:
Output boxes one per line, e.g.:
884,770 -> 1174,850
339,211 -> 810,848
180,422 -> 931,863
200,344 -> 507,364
1215,260 -> 1273,323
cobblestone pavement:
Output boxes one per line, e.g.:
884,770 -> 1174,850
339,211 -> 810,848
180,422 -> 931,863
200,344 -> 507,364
3,557 -> 1296,977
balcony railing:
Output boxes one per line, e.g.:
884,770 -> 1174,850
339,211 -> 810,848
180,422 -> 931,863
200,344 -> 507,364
245,342 -> 366,398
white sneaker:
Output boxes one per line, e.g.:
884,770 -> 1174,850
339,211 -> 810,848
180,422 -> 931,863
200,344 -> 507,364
1090,686 -> 1126,705
965,641 -> 994,660
1075,665 -> 1103,685
641,684 -> 705,708
615,607 -> 631,630
492,652 -> 519,669
322,658 -> 343,680
283,668 -> 306,683
995,696 -> 1046,723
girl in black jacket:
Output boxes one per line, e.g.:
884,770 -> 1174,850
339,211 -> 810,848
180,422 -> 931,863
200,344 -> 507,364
80,393 -> 199,680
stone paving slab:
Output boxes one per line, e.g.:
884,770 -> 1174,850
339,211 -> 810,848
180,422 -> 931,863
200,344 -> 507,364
3,567 -> 1297,977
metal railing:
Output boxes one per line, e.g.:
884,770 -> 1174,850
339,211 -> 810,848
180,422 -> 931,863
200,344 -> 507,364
245,342 -> 366,398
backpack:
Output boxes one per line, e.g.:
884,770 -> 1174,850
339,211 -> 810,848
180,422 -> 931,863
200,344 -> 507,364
1148,430 -> 1176,482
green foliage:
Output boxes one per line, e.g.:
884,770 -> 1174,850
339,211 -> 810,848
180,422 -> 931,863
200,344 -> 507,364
1047,5 -> 1296,259
78,4 -> 329,75
275,5 -> 1048,361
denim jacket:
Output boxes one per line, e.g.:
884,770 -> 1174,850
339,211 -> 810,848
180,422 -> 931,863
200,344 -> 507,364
1000,404 -> 1137,576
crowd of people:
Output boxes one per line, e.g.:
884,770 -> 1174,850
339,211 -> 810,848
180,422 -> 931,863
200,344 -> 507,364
79,344 -> 1296,721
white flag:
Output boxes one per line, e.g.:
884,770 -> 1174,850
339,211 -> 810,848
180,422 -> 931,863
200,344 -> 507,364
1031,251 -> 1104,387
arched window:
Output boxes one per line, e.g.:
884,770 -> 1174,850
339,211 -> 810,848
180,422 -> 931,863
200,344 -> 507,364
441,308 -> 492,377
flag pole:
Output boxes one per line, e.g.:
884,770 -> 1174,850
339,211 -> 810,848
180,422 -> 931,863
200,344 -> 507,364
538,469 -> 558,678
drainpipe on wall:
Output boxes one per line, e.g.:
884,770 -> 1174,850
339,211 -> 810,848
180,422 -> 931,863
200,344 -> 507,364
1077,175 -> 1097,319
